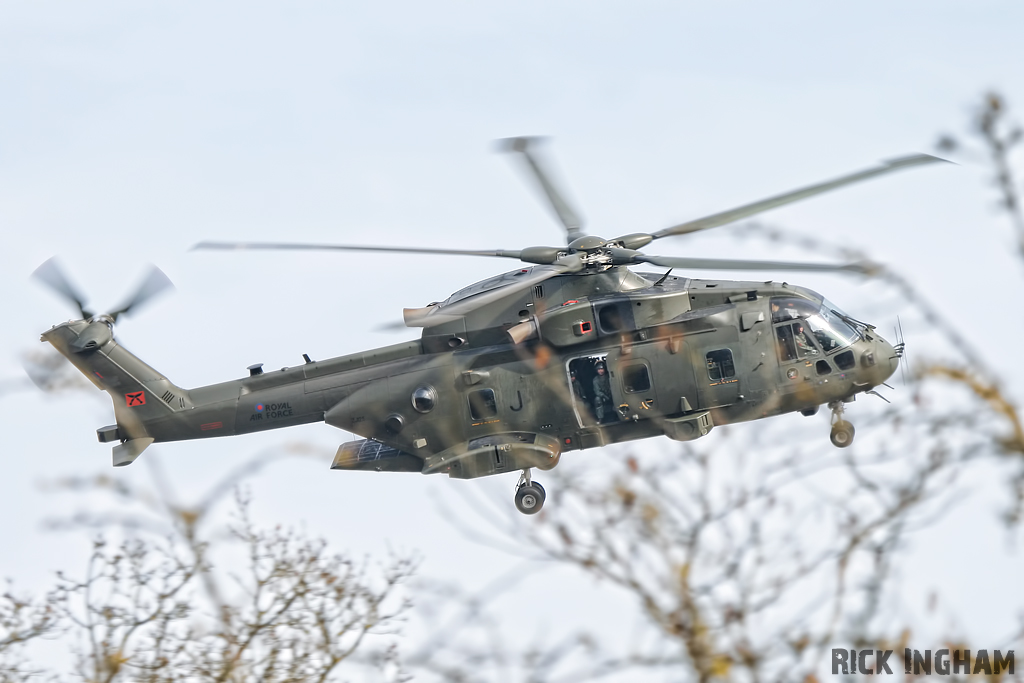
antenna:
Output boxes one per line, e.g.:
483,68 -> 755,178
894,316 -> 908,386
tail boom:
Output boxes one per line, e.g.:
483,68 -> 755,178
41,320 -> 324,465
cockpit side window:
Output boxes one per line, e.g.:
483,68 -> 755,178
776,321 -> 821,362
792,323 -> 820,358
776,325 -> 797,362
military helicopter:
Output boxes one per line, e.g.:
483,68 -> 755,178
38,138 -> 938,514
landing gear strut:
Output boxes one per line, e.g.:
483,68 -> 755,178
828,400 -> 855,448
514,469 -> 546,515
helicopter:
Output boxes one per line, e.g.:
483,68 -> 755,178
38,138 -> 938,514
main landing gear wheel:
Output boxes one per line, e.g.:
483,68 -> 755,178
830,420 -> 855,448
514,468 -> 546,515
515,484 -> 545,514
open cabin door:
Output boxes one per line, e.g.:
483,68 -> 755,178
568,342 -> 696,425
567,354 -> 616,427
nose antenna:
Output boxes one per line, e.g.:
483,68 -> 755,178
894,316 -> 908,386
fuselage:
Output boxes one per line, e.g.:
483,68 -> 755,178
42,268 -> 898,473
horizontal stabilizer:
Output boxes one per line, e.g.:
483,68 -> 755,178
112,437 -> 154,467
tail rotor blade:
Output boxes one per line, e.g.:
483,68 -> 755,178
110,266 -> 174,321
32,257 -> 92,319
21,348 -> 88,393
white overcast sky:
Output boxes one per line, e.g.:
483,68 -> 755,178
2,1 -> 1024,675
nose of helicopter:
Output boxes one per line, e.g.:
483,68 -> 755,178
865,335 -> 900,387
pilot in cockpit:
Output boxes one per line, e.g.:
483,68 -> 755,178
793,324 -> 819,356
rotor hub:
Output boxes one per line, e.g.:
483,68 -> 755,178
567,235 -> 606,251
579,249 -> 615,272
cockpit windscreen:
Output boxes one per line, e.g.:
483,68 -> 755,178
771,297 -> 860,353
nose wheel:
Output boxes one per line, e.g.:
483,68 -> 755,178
828,400 -> 855,448
514,470 -> 546,515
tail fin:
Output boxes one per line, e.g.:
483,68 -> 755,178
41,320 -> 190,466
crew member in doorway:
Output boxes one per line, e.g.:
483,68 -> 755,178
570,369 -> 585,401
592,362 -> 615,424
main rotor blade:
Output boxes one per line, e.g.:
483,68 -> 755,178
633,254 -> 876,274
110,266 -> 174,321
32,257 -> 92,319
497,136 -> 585,244
404,255 -> 585,327
193,241 -> 526,260
651,153 -> 949,240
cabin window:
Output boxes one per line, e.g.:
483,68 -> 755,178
469,389 -> 497,420
706,349 -> 735,381
622,363 -> 652,393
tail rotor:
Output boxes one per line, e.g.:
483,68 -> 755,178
33,257 -> 174,323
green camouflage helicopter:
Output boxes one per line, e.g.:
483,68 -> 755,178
38,139 -> 937,514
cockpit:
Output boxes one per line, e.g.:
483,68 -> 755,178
771,296 -> 862,362
766,290 -> 900,448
